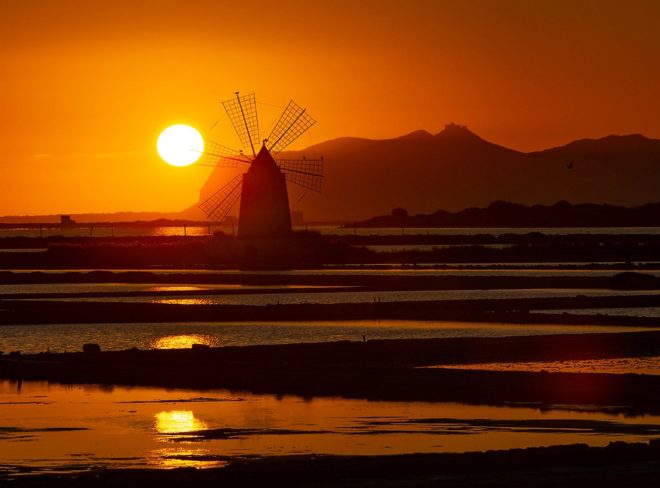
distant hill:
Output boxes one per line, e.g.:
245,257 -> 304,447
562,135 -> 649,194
353,201 -> 660,228
199,124 -> 660,222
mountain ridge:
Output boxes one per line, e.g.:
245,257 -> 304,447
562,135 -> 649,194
198,124 -> 660,222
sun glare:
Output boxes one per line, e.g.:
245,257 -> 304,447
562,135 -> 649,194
157,124 -> 204,167
151,334 -> 216,350
154,410 -> 207,434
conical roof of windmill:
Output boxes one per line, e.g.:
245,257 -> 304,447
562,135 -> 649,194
251,144 -> 280,170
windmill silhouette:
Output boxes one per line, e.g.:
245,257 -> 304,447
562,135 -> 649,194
198,93 -> 323,238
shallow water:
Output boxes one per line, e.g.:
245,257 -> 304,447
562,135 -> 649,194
2,380 -> 660,474
321,226 -> 660,236
535,307 -> 660,318
432,357 -> 660,375
0,321 -> 654,355
0,283 -> 333,296
363,244 -> 515,252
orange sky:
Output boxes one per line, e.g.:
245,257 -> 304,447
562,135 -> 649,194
2,0 -> 660,216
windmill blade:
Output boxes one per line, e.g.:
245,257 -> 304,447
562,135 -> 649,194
277,157 -> 324,192
266,100 -> 316,154
197,140 -> 248,168
198,174 -> 243,222
222,92 -> 259,158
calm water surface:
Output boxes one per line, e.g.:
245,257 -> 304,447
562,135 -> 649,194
434,357 -> 660,375
2,380 -> 660,474
535,307 -> 660,318
0,283 -> 332,295
322,226 -> 660,236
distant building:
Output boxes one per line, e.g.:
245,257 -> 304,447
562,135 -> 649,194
60,215 -> 75,226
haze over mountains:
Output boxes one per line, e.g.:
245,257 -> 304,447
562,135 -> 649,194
200,124 -> 660,222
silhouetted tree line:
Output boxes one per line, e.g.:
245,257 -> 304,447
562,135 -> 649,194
352,201 -> 660,227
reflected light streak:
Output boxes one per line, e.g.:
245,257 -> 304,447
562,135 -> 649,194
151,334 -> 217,350
148,447 -> 225,469
146,286 -> 206,292
154,410 -> 207,434
153,298 -> 214,305
151,227 -> 211,237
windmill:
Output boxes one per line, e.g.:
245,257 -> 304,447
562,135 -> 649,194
198,93 -> 323,238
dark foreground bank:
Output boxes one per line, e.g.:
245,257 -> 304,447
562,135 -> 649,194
3,295 -> 660,326
4,332 -> 660,412
5,229 -> 660,268
3,441 -> 660,487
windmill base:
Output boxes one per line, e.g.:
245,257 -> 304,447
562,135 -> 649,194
238,146 -> 292,238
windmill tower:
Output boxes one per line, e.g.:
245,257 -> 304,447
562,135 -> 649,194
198,93 -> 323,238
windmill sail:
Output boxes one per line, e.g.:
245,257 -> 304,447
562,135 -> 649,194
267,100 -> 316,154
197,140 -> 245,168
198,174 -> 243,222
200,93 -> 323,236
277,158 -> 324,192
222,92 -> 259,157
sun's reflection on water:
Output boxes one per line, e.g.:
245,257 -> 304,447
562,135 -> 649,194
151,334 -> 217,350
154,410 -> 207,434
146,286 -> 207,292
151,411 -> 221,468
148,447 -> 226,468
154,298 -> 214,305
6,379 -> 660,473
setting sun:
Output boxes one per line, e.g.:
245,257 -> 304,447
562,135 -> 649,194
157,124 -> 204,167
